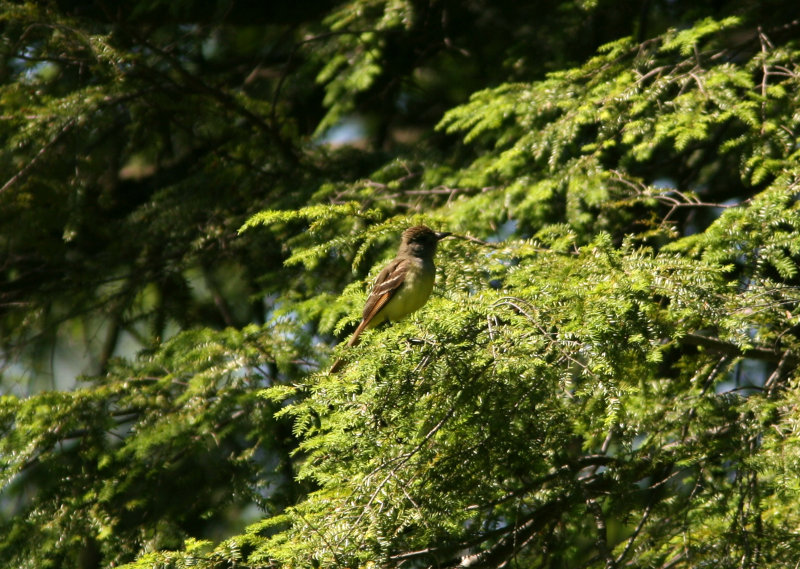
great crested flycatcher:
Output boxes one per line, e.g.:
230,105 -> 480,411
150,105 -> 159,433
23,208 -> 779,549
330,225 -> 451,372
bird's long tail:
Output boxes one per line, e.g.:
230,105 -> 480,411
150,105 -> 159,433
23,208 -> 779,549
329,318 -> 370,372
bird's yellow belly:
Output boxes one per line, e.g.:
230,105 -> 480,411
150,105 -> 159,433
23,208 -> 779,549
379,268 -> 434,324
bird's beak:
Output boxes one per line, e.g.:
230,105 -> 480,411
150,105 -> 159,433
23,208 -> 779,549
435,231 -> 452,241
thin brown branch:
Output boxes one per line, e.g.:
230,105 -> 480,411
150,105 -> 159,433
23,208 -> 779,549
449,233 -> 502,248
681,333 -> 793,364
1,119 -> 76,194
583,490 -> 616,569
764,349 -> 794,395
615,502 -> 653,564
456,498 -> 567,569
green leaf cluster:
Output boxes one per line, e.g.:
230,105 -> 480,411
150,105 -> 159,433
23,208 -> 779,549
0,324 -> 312,568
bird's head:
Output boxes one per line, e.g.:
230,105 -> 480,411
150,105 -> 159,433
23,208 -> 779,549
400,225 -> 451,258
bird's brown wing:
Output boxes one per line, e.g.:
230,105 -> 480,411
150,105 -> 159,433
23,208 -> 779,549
330,258 -> 409,371
330,259 -> 408,373
346,257 -> 408,347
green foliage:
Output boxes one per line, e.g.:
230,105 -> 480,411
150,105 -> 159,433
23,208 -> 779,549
3,2 -> 800,569
437,13 -> 798,240
0,324 -> 309,568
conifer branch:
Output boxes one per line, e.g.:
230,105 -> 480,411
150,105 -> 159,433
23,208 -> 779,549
681,333 -> 794,364
0,119 -> 76,194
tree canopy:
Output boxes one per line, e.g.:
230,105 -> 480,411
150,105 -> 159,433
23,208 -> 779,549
2,1 -> 800,568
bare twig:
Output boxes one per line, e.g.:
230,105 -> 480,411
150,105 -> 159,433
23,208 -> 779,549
764,349 -> 794,395
1,119 -> 76,194
682,333 -> 793,364
449,232 -> 502,248
615,502 -> 653,564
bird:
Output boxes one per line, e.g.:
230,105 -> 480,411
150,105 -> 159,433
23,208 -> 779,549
329,225 -> 451,372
